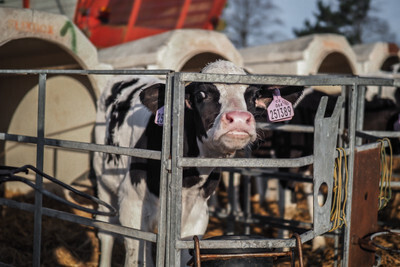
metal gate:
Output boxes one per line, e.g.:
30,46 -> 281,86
0,69 -> 398,266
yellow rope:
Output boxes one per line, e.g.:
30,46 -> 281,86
377,138 -> 393,210
330,147 -> 348,231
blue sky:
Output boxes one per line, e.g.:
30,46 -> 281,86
273,0 -> 400,45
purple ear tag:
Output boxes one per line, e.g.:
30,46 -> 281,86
394,114 -> 400,131
267,88 -> 294,122
154,106 -> 164,126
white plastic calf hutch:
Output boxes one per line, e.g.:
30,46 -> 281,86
0,7 -> 110,194
353,42 -> 400,74
98,29 -> 243,71
240,33 -> 359,95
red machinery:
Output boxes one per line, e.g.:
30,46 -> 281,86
74,0 -> 226,48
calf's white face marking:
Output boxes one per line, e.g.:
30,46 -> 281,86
197,61 -> 257,156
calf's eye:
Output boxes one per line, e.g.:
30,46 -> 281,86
196,91 -> 207,102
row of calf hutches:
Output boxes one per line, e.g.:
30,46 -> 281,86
0,7 -> 399,194
239,33 -> 400,94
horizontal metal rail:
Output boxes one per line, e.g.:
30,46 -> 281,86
179,72 -> 394,86
358,130 -> 400,139
257,123 -> 314,133
178,141 -> 386,170
226,168 -> 313,183
0,133 -> 162,160
178,156 -> 314,168
176,237 -> 297,250
176,230 -> 315,250
0,198 -> 157,242
0,69 -> 173,75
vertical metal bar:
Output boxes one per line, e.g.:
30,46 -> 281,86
356,86 -> 366,146
33,73 -> 46,267
226,171 -> 235,235
335,85 -> 347,267
338,85 -> 346,148
333,229 -> 340,267
156,72 -> 173,266
335,86 -> 348,267
169,73 -> 185,266
342,83 -> 358,266
377,85 -> 382,98
243,175 -> 251,235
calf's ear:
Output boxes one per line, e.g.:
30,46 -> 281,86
183,82 -> 197,110
255,85 -> 304,109
140,83 -> 165,114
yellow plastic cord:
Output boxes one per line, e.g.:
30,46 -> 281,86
378,138 -> 393,210
330,147 -> 348,231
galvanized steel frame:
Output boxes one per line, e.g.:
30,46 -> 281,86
0,69 -> 398,267
0,69 -> 174,267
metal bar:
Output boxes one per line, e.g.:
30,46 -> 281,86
389,181 -> 400,187
0,198 -> 157,242
257,123 -> 314,133
0,133 -> 161,160
0,69 -> 173,75
169,73 -> 185,266
243,175 -> 251,235
356,86 -> 366,146
44,138 -> 162,160
199,251 -> 291,261
357,130 -> 400,138
335,86 -> 347,266
176,238 -> 296,250
176,229 -> 322,251
225,168 -> 313,183
0,70 -> 394,88
178,156 -> 314,168
293,233 -> 304,267
193,236 -> 201,267
338,85 -> 346,148
343,83 -> 359,266
0,132 -> 38,143
155,72 -> 174,266
179,73 -> 394,86
33,73 -> 46,267
249,214 -> 312,232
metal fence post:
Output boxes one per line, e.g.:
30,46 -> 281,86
33,73 -> 46,267
356,85 -> 366,146
342,83 -> 359,266
169,73 -> 185,266
156,72 -> 174,266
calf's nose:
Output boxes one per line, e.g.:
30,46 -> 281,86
223,111 -> 253,125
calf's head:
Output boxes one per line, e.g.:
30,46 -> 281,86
140,60 -> 303,156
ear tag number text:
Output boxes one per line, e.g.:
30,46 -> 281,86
267,89 -> 294,122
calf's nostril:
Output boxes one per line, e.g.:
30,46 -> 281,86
225,113 -> 234,123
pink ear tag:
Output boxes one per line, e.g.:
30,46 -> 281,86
154,106 -> 164,126
267,89 -> 294,122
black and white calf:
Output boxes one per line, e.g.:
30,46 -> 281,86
93,60 -> 304,266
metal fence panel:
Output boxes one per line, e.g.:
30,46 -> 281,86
0,69 -> 398,267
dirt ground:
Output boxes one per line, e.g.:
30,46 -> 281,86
1,166 -> 400,266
